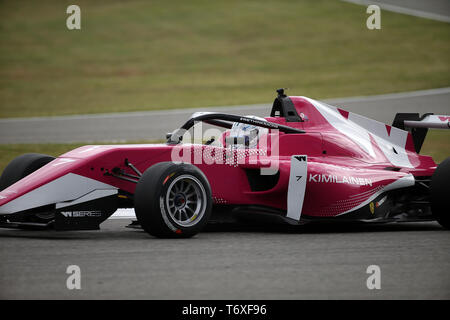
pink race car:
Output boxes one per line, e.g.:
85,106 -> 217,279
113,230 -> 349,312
0,89 -> 449,238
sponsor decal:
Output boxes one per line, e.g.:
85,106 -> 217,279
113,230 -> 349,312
60,211 -> 102,218
376,196 -> 387,207
299,112 -> 309,121
238,117 -> 278,129
369,202 -> 375,214
438,116 -> 450,122
163,172 -> 175,185
160,196 -> 177,232
287,155 -> 308,221
308,174 -> 373,186
295,155 -> 307,162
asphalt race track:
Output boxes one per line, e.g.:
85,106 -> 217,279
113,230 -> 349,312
0,220 -> 449,299
1,87 -> 450,299
1,88 -> 449,144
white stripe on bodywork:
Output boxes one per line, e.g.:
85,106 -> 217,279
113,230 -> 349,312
0,173 -> 117,214
305,98 -> 375,157
337,174 -> 415,216
56,189 -> 118,209
287,155 -> 308,221
304,97 -> 413,168
349,112 -> 412,168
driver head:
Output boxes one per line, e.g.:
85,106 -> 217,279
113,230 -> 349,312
226,115 -> 269,149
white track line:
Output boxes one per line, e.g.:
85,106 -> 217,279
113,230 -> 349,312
341,0 -> 450,23
1,87 -> 449,123
110,208 -> 136,219
0,104 -> 270,123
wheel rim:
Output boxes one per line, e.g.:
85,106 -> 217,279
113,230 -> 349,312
165,174 -> 207,227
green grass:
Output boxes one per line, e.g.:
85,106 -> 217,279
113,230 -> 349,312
0,0 -> 449,118
0,131 -> 448,173
421,130 -> 450,164
0,142 -> 87,173
0,140 -> 158,173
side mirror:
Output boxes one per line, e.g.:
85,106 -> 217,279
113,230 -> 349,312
166,129 -> 185,144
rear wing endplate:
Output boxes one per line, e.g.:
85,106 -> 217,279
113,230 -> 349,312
403,114 -> 450,129
392,113 -> 450,153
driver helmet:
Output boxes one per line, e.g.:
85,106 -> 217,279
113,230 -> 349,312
226,115 -> 269,149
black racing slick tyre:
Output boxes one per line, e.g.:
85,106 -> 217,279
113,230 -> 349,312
0,153 -> 55,191
134,162 -> 212,238
431,157 -> 450,229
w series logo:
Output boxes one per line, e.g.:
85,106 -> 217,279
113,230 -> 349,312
61,211 -> 102,218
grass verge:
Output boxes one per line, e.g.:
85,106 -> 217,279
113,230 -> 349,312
0,0 -> 449,118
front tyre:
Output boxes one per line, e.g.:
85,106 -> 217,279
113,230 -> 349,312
134,162 -> 212,238
431,157 -> 450,229
0,153 -> 55,191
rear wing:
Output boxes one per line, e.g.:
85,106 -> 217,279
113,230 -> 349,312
392,113 -> 450,153
404,114 -> 450,129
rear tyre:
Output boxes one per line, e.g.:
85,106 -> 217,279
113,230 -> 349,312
134,162 -> 212,238
0,153 -> 55,191
431,157 -> 450,229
